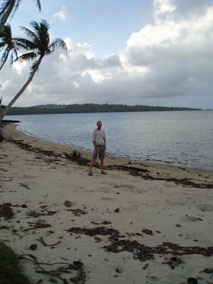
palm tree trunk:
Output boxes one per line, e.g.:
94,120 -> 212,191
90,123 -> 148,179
0,49 -> 9,71
0,55 -> 43,122
0,0 -> 15,33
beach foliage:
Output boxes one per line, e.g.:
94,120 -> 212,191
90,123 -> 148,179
0,24 -> 19,71
0,19 -> 67,122
0,0 -> 41,33
0,241 -> 32,284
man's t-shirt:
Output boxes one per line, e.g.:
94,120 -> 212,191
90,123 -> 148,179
92,129 -> 105,145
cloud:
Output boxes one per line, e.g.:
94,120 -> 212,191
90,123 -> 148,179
119,0 -> 213,104
1,0 -> 213,109
53,6 -> 72,22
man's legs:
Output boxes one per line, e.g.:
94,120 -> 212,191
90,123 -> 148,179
88,160 -> 95,175
100,159 -> 106,174
88,146 -> 98,175
100,145 -> 106,174
88,146 -> 106,175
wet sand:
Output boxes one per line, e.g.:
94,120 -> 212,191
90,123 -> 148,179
0,122 -> 213,284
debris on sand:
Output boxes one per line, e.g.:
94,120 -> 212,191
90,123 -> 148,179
64,200 -> 73,208
67,226 -> 121,239
67,209 -> 88,217
23,220 -> 51,232
27,209 -> 57,218
202,268 -> 213,274
187,277 -> 198,284
67,226 -> 213,265
37,237 -> 61,247
163,256 -> 184,269
29,244 -> 37,251
142,229 -> 153,236
0,203 -> 14,219
19,254 -> 86,284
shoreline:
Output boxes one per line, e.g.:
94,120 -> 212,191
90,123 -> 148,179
16,123 -> 213,173
0,122 -> 213,284
11,115 -> 213,173
2,122 -> 213,189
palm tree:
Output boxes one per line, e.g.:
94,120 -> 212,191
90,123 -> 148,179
0,24 -> 18,70
0,0 -> 41,33
0,19 -> 67,122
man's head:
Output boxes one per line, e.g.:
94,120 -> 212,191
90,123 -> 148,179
97,121 -> 102,129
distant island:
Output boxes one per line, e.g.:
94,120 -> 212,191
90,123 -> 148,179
7,104 -> 201,115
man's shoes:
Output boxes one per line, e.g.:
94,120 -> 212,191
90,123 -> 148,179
88,172 -> 93,176
101,171 -> 107,175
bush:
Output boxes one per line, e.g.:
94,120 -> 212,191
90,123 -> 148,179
0,241 -> 31,284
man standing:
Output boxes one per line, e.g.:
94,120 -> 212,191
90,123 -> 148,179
88,121 -> 106,176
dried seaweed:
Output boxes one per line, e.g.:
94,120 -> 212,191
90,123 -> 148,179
67,226 -> 121,240
27,209 -> 57,218
0,203 -> 14,219
67,226 -> 213,264
202,268 -> 213,274
67,209 -> 87,217
23,220 -> 51,232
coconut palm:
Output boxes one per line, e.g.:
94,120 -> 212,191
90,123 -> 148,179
0,0 -> 41,33
0,24 -> 18,70
0,19 -> 67,122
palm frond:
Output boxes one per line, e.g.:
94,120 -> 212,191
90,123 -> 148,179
30,20 -> 48,36
49,38 -> 67,53
9,48 -> 18,64
13,37 -> 37,50
31,20 -> 50,47
12,0 -> 21,17
0,48 -> 8,64
20,26 -> 39,44
0,24 -> 11,40
0,0 -> 10,17
36,0 -> 41,11
17,51 -> 37,62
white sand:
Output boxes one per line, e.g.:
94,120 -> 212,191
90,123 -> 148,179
0,123 -> 213,284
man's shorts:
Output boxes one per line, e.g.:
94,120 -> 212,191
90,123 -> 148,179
92,145 -> 105,161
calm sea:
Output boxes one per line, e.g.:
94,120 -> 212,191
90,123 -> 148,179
7,111 -> 213,171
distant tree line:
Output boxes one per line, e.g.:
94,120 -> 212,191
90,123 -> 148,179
7,103 -> 201,115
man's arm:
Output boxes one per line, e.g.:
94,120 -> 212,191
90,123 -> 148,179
104,137 -> 106,148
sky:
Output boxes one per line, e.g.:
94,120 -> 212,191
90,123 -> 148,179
0,0 -> 213,109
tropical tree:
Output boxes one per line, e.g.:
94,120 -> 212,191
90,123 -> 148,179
0,24 -> 18,70
0,0 -> 41,33
0,19 -> 67,122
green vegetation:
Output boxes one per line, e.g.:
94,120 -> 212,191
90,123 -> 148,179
7,103 -> 201,115
0,24 -> 18,71
0,241 -> 31,284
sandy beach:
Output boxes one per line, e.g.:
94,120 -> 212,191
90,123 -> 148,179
0,122 -> 213,284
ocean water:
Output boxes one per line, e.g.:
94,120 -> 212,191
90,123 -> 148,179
7,111 -> 213,171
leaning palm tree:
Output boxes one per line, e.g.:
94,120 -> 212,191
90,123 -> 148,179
0,24 -> 18,70
0,0 -> 41,33
0,19 -> 67,122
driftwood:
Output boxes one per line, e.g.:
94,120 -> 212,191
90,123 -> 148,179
19,254 -> 86,284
